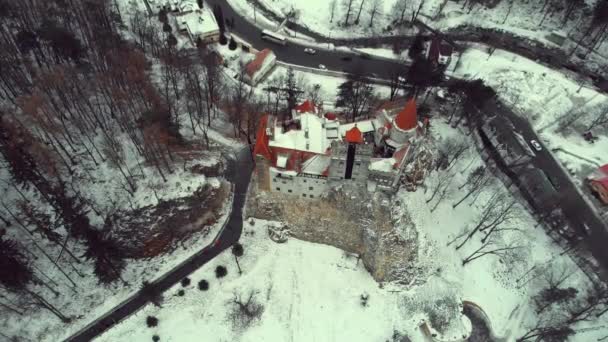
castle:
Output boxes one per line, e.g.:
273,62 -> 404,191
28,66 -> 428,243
253,98 -> 429,197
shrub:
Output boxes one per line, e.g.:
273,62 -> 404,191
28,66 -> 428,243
146,316 -> 158,328
177,289 -> 185,296
215,265 -> 227,279
198,279 -> 209,291
181,277 -> 191,287
141,281 -> 163,307
152,335 -> 160,342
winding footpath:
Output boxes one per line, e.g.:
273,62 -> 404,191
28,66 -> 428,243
64,147 -> 253,342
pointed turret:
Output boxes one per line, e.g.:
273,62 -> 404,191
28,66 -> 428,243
394,98 -> 417,131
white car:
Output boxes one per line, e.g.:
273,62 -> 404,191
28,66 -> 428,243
530,139 -> 542,151
318,64 -> 327,70
304,48 -> 316,54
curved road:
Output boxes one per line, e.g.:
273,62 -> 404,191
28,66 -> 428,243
64,147 -> 253,342
209,0 -> 608,279
206,0 -> 407,78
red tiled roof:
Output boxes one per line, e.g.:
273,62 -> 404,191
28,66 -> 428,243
600,164 -> 608,175
392,144 -> 410,168
592,177 -> 608,191
253,115 -> 273,160
246,49 -> 272,78
295,100 -> 316,113
394,98 -> 417,130
324,112 -> 337,120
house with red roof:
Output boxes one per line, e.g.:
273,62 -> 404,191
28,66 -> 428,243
588,164 -> 608,205
254,97 -> 425,196
245,49 -> 276,85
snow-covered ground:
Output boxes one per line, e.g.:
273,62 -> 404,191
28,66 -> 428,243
452,45 -> 608,214
95,118 -> 604,342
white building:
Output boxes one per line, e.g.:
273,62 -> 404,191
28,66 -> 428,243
173,7 -> 220,44
254,98 -> 426,197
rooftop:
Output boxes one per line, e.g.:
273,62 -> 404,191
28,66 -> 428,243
269,113 -> 331,154
394,98 -> 418,131
246,49 -> 275,78
174,7 -> 219,37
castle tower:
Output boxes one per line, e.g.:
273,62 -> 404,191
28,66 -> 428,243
344,126 -> 363,180
253,115 -> 273,191
389,98 -> 418,146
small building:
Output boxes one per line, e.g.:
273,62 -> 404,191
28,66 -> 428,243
588,164 -> 608,205
245,49 -> 277,85
479,116 -> 534,169
173,7 -> 220,45
426,37 -> 453,67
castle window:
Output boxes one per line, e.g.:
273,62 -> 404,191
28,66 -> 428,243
309,187 -> 313,191
339,161 -> 344,165
288,189 -> 292,193
276,187 -> 280,191
310,195 -> 314,198
302,194 -> 306,197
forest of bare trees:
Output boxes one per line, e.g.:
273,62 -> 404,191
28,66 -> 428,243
0,0 -> 239,325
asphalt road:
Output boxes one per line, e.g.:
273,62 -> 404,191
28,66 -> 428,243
64,147 -> 253,342
486,101 -> 608,278
205,0 -> 407,79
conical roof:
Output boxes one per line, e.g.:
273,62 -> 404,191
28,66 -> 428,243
345,126 -> 363,144
394,98 -> 417,131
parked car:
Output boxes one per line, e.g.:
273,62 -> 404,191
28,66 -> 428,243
530,139 -> 542,151
318,64 -> 327,70
304,48 -> 316,54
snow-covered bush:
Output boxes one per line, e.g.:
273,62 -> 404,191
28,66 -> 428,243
198,279 -> 209,291
146,316 -> 158,328
181,277 -> 191,287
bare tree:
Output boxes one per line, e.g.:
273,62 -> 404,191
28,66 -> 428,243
392,0 -> 408,25
461,234 -> 522,266
343,0 -> 355,25
229,290 -> 265,329
354,0 -> 367,25
533,264 -> 577,313
449,193 -> 517,250
436,137 -> 469,171
587,108 -> 608,130
329,0 -> 339,23
425,170 -> 453,212
452,165 -> 495,208
335,69 -> 375,122
368,0 -> 383,27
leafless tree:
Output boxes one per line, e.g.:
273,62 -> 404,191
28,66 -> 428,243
449,193 -> 517,250
342,0 -> 356,25
461,234 -> 522,266
229,290 -> 265,329
425,170 -> 454,212
368,0 -> 383,27
518,284 -> 608,341
453,165 -> 495,208
354,0 -> 367,25
587,107 -> 608,131
329,0 -> 339,23
436,137 -> 469,171
411,0 -> 425,22
392,0 -> 408,25
533,264 -> 577,313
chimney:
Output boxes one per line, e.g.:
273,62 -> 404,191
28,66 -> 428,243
344,143 -> 356,180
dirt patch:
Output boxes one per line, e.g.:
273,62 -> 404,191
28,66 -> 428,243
112,181 -> 230,258
246,182 -> 420,284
